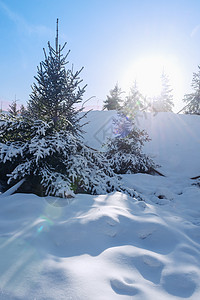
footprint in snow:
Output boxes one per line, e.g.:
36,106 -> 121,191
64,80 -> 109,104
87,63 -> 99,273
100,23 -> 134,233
110,278 -> 139,296
133,255 -> 164,284
105,219 -> 118,237
162,272 -> 196,298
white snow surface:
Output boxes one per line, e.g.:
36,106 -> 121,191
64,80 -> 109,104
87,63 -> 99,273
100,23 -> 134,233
0,111 -> 200,299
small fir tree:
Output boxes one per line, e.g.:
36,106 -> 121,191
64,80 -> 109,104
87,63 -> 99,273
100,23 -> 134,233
105,78 -> 156,175
103,84 -> 123,110
150,72 -> 174,112
122,81 -> 146,118
183,66 -> 200,115
9,100 -> 19,116
105,89 -> 156,175
20,104 -> 26,117
105,114 -> 156,174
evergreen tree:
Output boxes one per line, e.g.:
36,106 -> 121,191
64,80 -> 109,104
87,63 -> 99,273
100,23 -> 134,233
20,104 -> 26,117
27,19 -> 86,136
183,66 -> 200,115
9,100 -> 19,116
122,81 -> 146,118
105,103 -> 156,174
151,72 -> 174,112
0,116 -> 129,197
103,84 -> 123,110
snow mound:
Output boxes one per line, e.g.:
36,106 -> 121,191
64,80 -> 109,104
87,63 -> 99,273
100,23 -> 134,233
0,174 -> 200,299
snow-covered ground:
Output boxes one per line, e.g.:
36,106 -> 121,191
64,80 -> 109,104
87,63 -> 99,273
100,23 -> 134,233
0,111 -> 200,299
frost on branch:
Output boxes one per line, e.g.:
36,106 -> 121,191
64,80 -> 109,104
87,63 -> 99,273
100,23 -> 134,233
0,116 -> 135,198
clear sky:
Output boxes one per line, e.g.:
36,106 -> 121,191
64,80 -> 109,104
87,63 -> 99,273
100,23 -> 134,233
0,0 -> 200,112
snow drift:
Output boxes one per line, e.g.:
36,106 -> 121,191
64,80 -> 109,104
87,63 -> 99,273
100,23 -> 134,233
0,176 -> 200,299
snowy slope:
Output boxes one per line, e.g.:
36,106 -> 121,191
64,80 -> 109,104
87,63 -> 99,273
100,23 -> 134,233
0,176 -> 200,299
82,111 -> 200,178
0,111 -> 200,299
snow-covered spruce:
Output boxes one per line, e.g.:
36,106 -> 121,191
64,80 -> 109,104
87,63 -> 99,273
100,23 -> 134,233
0,116 -> 135,198
123,81 -> 146,114
149,72 -> 174,113
183,65 -> 200,115
103,83 -> 124,111
105,113 -> 156,174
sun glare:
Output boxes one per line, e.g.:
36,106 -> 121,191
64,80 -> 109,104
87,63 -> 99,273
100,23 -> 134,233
122,55 -> 183,103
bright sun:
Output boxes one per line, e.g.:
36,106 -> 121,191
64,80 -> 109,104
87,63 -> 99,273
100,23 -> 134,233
122,55 -> 183,102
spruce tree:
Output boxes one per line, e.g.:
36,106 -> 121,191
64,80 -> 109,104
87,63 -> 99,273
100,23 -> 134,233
122,81 -> 146,118
27,19 -> 86,136
183,66 -> 200,115
103,83 -> 123,110
9,100 -> 19,117
105,116 -> 155,174
105,100 -> 156,174
20,104 -> 26,117
151,72 -> 174,112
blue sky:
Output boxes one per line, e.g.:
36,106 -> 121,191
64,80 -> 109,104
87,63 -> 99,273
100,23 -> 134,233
0,0 -> 200,111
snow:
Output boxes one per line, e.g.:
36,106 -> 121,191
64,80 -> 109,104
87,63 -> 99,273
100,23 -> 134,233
0,111 -> 200,299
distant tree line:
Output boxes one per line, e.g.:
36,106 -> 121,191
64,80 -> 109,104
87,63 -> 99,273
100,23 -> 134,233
103,72 -> 174,113
103,69 -> 200,115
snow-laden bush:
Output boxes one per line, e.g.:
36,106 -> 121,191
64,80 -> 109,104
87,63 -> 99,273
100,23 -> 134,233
0,115 -> 135,197
105,113 -> 156,174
